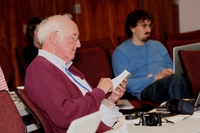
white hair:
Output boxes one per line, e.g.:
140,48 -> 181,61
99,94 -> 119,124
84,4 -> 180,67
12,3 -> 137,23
37,13 -> 73,45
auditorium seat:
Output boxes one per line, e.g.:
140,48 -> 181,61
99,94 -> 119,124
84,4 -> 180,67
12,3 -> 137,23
117,34 -> 158,45
73,46 -> 158,113
165,29 -> 200,42
179,50 -> 200,98
166,39 -> 200,60
0,47 -> 14,90
80,37 -> 114,50
73,47 -> 113,88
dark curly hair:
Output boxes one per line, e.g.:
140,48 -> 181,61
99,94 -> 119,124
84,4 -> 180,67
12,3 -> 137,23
125,10 -> 153,38
26,17 -> 42,46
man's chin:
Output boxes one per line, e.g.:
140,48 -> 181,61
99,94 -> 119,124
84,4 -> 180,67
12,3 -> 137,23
141,37 -> 149,42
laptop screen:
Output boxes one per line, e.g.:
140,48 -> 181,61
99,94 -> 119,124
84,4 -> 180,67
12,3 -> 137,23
173,42 -> 200,74
194,92 -> 200,108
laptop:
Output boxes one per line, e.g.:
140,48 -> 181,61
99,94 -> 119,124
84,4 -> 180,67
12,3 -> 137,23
67,111 -> 103,133
173,42 -> 200,74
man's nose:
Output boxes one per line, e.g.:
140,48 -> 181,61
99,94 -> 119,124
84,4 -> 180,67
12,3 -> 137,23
76,40 -> 81,48
146,26 -> 151,32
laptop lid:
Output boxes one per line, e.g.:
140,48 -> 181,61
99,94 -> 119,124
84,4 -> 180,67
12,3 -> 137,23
67,111 -> 103,133
173,42 -> 200,74
194,92 -> 200,109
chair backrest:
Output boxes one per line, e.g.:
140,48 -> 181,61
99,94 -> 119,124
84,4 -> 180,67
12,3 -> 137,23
15,46 -> 28,79
178,50 -> 200,97
80,37 -> 114,50
165,30 -> 200,42
14,89 -> 53,133
117,34 -> 157,45
73,47 -> 113,87
166,39 -> 200,60
0,47 -> 14,90
0,90 -> 26,133
0,66 -> 9,91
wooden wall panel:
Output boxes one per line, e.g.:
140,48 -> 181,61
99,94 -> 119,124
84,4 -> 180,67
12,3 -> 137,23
55,0 -> 74,15
0,0 -> 74,90
141,0 -> 178,43
73,0 -> 139,47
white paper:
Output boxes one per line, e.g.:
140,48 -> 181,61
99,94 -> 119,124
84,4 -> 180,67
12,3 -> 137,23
163,114 -> 189,123
112,70 -> 131,90
116,99 -> 134,109
113,123 -> 128,133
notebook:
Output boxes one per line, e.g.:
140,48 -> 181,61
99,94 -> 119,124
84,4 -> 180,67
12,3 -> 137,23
66,111 -> 103,133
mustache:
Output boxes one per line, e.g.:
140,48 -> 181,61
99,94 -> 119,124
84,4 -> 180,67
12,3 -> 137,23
145,32 -> 151,35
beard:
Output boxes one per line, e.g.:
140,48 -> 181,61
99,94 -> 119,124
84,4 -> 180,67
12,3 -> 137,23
141,32 -> 151,42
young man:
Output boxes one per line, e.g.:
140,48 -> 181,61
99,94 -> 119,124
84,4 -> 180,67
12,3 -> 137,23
24,14 -> 127,133
112,10 -> 192,104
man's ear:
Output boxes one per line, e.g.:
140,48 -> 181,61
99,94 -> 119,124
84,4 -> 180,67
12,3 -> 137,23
50,31 -> 59,46
130,26 -> 135,33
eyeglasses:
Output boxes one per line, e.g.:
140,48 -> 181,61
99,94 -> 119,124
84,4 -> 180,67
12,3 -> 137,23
137,23 -> 153,29
55,31 -> 79,41
70,34 -> 79,41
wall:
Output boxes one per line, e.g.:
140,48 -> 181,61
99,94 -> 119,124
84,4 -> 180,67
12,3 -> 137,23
178,0 -> 200,32
141,0 -> 179,42
73,0 -> 139,47
0,0 -> 74,89
73,0 -> 178,45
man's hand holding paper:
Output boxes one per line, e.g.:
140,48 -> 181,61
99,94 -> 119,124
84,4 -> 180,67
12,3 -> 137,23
112,70 -> 132,90
108,79 -> 128,103
107,70 -> 131,103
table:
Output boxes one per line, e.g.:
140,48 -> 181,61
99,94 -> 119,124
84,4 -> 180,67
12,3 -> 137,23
105,111 -> 200,133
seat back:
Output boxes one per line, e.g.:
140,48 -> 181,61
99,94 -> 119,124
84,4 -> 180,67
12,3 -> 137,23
0,66 -> 9,91
80,37 -> 114,50
165,30 -> 200,42
0,90 -> 26,133
166,39 -> 200,60
80,37 -> 115,64
179,50 -> 200,97
15,89 -> 53,133
117,34 -> 157,45
73,47 -> 113,87
0,47 -> 14,90
15,46 -> 28,79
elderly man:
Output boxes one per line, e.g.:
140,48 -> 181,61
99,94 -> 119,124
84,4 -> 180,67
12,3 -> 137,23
24,14 -> 127,133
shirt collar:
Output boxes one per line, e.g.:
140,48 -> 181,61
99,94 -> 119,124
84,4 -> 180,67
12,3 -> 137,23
38,49 -> 72,72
